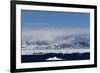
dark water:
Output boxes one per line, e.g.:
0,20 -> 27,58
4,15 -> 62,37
21,53 -> 90,63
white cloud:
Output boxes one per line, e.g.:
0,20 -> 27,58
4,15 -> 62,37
22,27 -> 90,41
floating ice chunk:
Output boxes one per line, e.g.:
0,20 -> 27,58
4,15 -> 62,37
46,56 -> 62,60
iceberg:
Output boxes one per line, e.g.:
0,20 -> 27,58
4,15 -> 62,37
46,56 -> 62,60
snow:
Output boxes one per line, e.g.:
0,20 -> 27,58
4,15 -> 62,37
22,48 -> 90,55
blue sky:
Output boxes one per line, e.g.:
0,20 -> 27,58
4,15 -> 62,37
21,10 -> 90,28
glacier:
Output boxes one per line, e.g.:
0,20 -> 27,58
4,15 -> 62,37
21,34 -> 90,55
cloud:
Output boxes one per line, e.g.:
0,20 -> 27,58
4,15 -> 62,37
22,27 -> 90,41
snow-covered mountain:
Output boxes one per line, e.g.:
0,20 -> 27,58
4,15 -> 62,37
21,33 -> 90,55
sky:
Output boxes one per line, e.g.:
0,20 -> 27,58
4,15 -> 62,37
21,10 -> 90,41
21,10 -> 90,29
